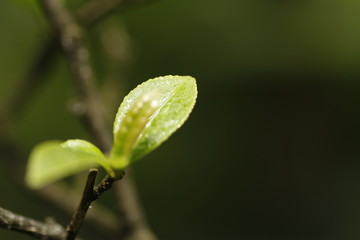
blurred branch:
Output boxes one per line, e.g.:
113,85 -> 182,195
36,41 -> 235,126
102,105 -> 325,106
2,0 -> 150,120
41,1 -> 156,240
114,171 -> 157,240
0,0 -> 155,239
0,0 -> 149,193
76,0 -> 154,26
2,40 -> 58,119
0,207 -> 68,240
41,0 -> 111,150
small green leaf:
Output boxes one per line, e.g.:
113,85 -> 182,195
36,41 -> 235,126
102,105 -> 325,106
25,139 -> 110,189
111,75 -> 197,167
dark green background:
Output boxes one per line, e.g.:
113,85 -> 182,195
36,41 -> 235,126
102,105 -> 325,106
1,0 -> 360,239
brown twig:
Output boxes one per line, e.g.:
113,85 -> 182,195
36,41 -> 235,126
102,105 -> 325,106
38,183 -> 121,237
0,1 -> 146,233
41,1 -> 156,240
65,169 -> 97,240
0,0 -> 156,239
66,170 -> 125,240
0,207 -> 67,240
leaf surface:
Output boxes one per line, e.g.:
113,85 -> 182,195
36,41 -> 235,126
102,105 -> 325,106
111,75 -> 197,167
26,139 -> 107,189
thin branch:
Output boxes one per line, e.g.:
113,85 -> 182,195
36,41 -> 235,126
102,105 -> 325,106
1,0 -> 148,120
41,1 -> 156,240
114,171 -> 157,240
0,207 -> 67,240
66,169 -> 125,240
76,0 -> 125,26
38,183 -> 121,236
41,0 -> 111,151
66,169 -> 97,240
0,0 -> 144,234
76,0 -> 155,26
2,40 -> 58,120
1,0 -> 155,239
0,121 -> 121,239
93,175 -> 117,199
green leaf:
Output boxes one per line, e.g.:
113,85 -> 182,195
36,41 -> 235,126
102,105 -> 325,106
111,75 -> 197,168
25,139 -> 110,189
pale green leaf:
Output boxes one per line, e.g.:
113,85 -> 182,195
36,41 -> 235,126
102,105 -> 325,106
111,75 -> 197,168
25,139 -> 109,189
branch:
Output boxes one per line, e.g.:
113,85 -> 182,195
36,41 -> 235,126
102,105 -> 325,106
66,169 -> 97,240
41,0 -> 111,151
2,40 -> 58,120
0,0 -> 142,233
66,169 -> 125,240
114,171 -> 157,240
93,174 -> 118,199
41,1 -> 156,240
76,0 -> 155,26
2,0 -> 147,122
1,0 -> 155,239
0,207 -> 67,240
38,183 -> 121,237
65,169 -> 97,240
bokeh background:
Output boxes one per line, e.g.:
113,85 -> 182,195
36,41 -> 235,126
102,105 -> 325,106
1,0 -> 360,239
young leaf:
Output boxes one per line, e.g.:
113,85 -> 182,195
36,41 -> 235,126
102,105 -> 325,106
111,75 -> 197,168
25,139 -> 110,189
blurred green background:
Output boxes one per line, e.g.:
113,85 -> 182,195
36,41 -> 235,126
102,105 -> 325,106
1,0 -> 360,239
